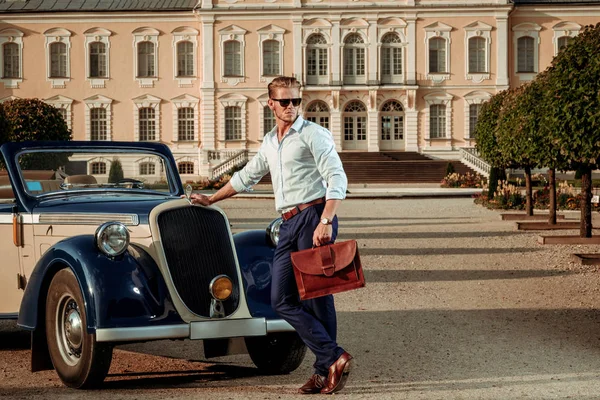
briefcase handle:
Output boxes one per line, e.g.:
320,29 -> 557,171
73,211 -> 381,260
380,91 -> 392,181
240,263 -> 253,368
319,245 -> 336,277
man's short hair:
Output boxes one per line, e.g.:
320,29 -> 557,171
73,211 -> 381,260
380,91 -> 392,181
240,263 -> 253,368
268,76 -> 302,98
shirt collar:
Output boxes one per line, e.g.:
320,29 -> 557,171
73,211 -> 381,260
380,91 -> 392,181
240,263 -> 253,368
266,115 -> 306,141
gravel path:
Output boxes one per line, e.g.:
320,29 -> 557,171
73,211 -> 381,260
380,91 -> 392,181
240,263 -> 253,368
2,198 -> 600,399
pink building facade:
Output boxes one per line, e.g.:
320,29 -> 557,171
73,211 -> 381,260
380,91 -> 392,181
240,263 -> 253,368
0,0 -> 599,181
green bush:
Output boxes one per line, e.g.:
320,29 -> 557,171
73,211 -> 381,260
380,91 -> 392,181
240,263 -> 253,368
108,158 -> 124,183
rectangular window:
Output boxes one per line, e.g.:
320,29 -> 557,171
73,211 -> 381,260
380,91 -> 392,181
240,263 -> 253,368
3,43 -> 19,78
177,41 -> 194,77
429,38 -> 446,73
225,106 -> 242,140
517,37 -> 535,73
224,41 -> 241,76
50,42 -> 67,77
430,105 -> 446,139
90,108 -> 107,140
263,106 -> 275,136
91,162 -> 106,175
138,42 -> 155,77
468,37 -> 486,74
178,107 -> 195,141
139,108 -> 156,141
262,40 -> 280,76
89,42 -> 107,78
469,104 -> 481,138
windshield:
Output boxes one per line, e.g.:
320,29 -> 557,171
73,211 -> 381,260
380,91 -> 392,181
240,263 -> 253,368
15,148 -> 175,197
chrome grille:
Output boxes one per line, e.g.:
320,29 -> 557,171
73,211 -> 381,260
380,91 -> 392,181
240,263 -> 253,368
157,206 -> 240,317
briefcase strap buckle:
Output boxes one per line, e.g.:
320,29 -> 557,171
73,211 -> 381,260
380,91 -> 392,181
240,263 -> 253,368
322,265 -> 336,277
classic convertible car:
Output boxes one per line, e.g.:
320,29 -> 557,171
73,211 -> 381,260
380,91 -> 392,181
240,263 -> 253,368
0,141 -> 303,388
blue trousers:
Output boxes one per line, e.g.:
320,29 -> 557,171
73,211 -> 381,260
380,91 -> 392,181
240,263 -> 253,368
271,202 -> 345,376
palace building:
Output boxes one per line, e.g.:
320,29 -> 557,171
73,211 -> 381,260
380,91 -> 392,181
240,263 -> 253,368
0,0 -> 598,181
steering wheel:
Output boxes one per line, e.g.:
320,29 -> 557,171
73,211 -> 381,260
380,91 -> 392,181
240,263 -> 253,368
115,178 -> 145,189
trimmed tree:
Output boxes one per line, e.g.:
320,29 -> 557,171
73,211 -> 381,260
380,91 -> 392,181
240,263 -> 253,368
475,89 -> 511,198
0,98 -> 72,170
108,158 -> 124,183
541,23 -> 600,237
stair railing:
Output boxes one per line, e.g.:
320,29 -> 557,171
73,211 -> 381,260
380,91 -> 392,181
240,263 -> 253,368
210,150 -> 248,179
459,147 -> 491,177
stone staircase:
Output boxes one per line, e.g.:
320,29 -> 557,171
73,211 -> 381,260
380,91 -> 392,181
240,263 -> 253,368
257,152 -> 478,185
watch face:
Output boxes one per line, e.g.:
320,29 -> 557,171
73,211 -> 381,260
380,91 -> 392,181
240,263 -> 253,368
321,218 -> 329,225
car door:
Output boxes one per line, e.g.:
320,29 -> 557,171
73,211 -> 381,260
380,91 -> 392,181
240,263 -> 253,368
0,196 -> 24,316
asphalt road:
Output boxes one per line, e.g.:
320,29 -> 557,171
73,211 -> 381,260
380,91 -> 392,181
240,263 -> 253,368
3,198 -> 600,399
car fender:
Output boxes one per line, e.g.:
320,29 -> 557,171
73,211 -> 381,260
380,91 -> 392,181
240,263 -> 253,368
18,235 -> 181,333
233,230 -> 279,320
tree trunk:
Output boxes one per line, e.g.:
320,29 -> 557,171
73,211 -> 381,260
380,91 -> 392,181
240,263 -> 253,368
548,168 -> 557,225
524,166 -> 533,216
580,167 -> 593,238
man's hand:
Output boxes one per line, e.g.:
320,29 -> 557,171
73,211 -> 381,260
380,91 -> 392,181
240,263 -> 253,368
313,223 -> 333,247
181,193 -> 212,206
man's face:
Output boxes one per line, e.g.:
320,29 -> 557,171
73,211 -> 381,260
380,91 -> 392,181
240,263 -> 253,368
268,87 -> 301,124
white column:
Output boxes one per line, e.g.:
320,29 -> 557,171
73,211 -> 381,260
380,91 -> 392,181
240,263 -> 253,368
405,89 -> 419,151
200,16 -> 216,176
496,15 -> 509,87
293,17 -> 303,82
368,89 -> 379,151
330,90 -> 342,151
368,18 -> 378,85
406,16 -> 417,85
331,18 -> 341,85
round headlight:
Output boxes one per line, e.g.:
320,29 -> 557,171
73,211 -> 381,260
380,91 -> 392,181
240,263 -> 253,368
95,222 -> 130,257
209,275 -> 233,301
266,217 -> 283,247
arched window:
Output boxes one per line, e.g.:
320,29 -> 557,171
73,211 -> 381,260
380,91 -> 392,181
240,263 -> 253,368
381,33 -> 402,84
225,106 -> 242,140
140,162 -> 156,175
178,162 -> 194,175
224,40 -> 242,76
3,42 -> 19,79
262,40 -> 280,76
90,108 -> 107,140
343,101 -> 367,150
343,33 -> 365,83
139,107 -> 156,141
305,100 -> 330,130
380,100 -> 404,142
429,37 -> 446,73
468,37 -> 486,73
137,42 -> 155,77
90,162 -> 106,175
89,42 -> 107,78
50,42 -> 67,77
517,36 -> 535,73
306,34 -> 328,84
178,107 -> 195,141
177,41 -> 194,77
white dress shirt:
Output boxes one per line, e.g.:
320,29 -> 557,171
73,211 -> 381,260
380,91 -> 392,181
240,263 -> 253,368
230,116 -> 348,214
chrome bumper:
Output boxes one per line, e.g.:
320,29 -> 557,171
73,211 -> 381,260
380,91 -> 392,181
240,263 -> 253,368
95,318 -> 294,343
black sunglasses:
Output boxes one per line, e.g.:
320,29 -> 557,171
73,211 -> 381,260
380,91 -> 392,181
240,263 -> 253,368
271,98 -> 302,107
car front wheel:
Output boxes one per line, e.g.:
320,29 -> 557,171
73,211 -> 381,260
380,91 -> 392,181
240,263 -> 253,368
245,332 -> 306,375
45,268 -> 113,388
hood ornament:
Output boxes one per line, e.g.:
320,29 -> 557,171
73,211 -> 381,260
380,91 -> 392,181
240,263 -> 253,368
185,184 -> 193,204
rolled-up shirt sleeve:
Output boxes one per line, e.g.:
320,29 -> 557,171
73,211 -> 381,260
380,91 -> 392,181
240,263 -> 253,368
309,127 -> 348,200
230,146 -> 270,193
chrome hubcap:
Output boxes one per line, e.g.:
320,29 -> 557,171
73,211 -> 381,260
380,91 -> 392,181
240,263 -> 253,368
56,295 -> 83,366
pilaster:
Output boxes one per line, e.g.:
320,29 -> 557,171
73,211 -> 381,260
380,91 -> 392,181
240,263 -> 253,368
293,16 -> 303,82
331,17 -> 341,85
330,90 -> 342,151
406,16 -> 417,85
496,14 -> 509,87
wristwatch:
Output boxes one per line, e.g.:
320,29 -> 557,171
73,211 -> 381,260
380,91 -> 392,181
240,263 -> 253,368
320,217 -> 333,225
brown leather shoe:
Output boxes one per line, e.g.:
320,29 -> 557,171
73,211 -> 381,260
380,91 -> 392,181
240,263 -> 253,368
321,352 -> 353,394
298,374 -> 325,394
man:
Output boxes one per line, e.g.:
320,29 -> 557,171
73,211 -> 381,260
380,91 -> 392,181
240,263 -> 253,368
188,76 -> 352,395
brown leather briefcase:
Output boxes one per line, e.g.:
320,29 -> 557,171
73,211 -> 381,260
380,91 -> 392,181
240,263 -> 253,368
291,240 -> 365,300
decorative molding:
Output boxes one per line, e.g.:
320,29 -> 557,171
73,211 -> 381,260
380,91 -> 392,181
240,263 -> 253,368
513,22 -> 542,82
218,93 -> 248,143
463,91 -> 492,140
552,21 -> 581,55
171,94 -> 200,142
44,28 -> 72,88
424,91 -> 453,142
172,26 -> 199,88
0,28 -> 24,88
424,22 -> 452,83
257,24 -> 286,81
218,25 -> 247,86
84,95 -> 113,141
84,28 -> 111,89
132,94 -> 161,142
464,21 -> 492,83
132,27 -> 160,88
44,95 -> 73,131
